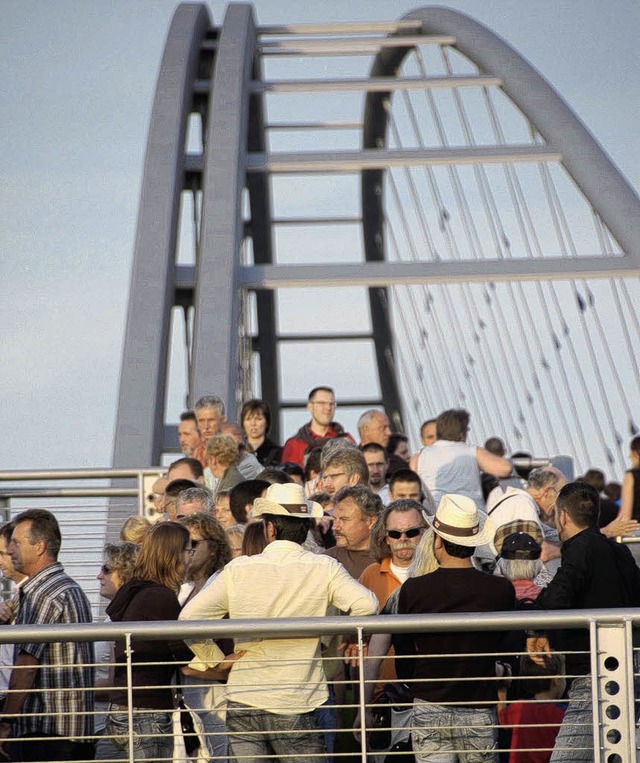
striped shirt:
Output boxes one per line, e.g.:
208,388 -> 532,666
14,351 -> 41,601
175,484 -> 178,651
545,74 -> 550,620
15,562 -> 94,740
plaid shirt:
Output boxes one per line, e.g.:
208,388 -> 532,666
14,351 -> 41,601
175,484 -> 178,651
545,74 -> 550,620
15,562 -> 94,739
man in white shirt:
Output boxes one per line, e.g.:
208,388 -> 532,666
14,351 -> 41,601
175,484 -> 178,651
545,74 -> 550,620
180,482 -> 377,762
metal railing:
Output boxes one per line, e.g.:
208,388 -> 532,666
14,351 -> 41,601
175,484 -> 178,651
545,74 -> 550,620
0,609 -> 637,762
0,467 -> 165,516
0,468 -> 164,615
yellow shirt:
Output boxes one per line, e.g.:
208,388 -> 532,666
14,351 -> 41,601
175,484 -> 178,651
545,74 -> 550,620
180,539 -> 377,713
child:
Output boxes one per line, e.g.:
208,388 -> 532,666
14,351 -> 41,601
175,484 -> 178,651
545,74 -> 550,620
498,652 -> 566,762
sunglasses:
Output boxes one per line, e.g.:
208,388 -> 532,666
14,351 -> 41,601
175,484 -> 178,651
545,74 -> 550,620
100,565 -> 113,575
387,527 -> 423,540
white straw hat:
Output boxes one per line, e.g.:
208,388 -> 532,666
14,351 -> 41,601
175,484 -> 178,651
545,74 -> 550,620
251,483 -> 324,520
426,493 -> 495,546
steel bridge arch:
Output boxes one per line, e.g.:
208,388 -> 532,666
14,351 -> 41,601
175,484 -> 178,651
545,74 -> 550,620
112,2 -> 640,469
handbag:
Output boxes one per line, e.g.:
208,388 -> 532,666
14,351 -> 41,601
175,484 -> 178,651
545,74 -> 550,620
367,682 -> 414,754
172,689 -> 212,763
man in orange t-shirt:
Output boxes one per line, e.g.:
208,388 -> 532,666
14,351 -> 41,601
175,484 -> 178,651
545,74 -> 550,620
359,499 -> 428,610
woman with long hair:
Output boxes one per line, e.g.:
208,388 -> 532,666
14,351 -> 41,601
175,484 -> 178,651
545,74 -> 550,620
95,522 -> 194,763
178,513 -> 234,760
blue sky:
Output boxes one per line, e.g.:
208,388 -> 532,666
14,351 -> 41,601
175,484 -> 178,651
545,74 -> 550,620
1,0 -> 638,472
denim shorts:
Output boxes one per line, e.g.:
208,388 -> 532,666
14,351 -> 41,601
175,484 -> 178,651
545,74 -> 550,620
226,700 -> 326,763
412,699 -> 498,763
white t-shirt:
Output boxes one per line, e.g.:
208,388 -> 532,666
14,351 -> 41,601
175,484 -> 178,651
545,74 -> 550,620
389,561 -> 411,583
417,440 -> 483,508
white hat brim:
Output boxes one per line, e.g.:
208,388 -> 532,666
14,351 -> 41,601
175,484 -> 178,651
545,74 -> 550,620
251,497 -> 324,520
427,511 -> 495,547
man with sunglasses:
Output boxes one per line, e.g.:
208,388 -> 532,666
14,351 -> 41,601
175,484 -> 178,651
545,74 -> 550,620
359,499 -> 427,610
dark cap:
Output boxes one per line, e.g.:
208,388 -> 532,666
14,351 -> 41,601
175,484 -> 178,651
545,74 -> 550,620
500,531 -> 541,560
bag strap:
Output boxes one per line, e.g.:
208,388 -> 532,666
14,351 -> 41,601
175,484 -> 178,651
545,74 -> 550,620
487,492 -> 518,516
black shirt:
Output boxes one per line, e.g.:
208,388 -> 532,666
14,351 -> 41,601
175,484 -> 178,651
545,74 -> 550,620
397,567 -> 515,706
537,527 -> 640,675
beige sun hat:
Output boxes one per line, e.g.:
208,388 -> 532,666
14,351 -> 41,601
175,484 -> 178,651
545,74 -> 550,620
251,482 -> 324,520
427,493 -> 495,546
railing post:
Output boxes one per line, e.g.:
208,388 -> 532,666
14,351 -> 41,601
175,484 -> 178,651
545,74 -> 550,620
0,497 -> 10,600
356,625 -> 367,763
137,471 -> 146,516
125,632 -> 135,763
0,496 -> 10,523
590,619 -> 636,760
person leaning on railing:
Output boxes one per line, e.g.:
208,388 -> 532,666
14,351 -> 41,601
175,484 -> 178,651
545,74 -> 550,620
179,482 -> 378,762
526,481 -> 640,763
395,494 -> 516,761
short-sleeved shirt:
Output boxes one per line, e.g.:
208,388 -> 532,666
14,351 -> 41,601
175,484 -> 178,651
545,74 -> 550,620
417,441 -> 483,508
15,562 -> 94,739
397,567 -> 515,705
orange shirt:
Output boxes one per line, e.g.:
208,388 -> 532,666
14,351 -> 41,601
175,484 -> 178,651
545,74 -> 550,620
359,557 -> 402,690
359,557 -> 402,612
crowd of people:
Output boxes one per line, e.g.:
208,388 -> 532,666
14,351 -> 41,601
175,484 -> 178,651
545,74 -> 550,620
2,387 -> 640,763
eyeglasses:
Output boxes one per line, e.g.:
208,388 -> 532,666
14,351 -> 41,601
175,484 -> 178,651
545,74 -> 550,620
183,547 -> 196,557
100,565 -> 113,575
386,527 -> 424,540
322,471 -> 346,482
191,539 -> 207,549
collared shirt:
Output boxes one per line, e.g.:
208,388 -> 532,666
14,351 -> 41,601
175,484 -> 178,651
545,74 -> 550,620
359,557 -> 402,612
15,562 -> 94,739
180,539 -> 377,713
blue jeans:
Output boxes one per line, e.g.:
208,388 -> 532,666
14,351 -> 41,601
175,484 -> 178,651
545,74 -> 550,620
313,685 -> 336,759
412,699 -> 498,762
226,701 -> 326,763
95,711 -> 173,762
549,676 -> 591,762
181,676 -> 228,760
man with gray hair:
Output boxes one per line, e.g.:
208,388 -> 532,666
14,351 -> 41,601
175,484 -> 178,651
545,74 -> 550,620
175,486 -> 215,518
497,531 -> 543,602
360,499 -> 428,610
358,409 -> 392,449
324,485 -> 382,579
320,446 -> 369,500
192,395 -> 226,467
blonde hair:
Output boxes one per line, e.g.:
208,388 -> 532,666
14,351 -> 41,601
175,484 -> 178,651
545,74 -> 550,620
225,523 -> 245,556
120,515 -> 152,544
407,527 -> 439,577
205,434 -> 238,467
132,522 -> 189,593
